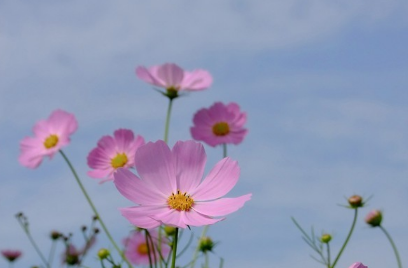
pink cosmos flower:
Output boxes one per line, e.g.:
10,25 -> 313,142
87,129 -> 145,183
1,250 -> 22,262
114,140 -> 251,229
349,262 -> 368,268
136,63 -> 213,93
19,109 -> 78,168
190,102 -> 248,147
123,230 -> 170,265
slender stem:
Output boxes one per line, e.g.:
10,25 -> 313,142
164,98 -> 174,144
145,230 -> 153,268
58,150 -> 133,268
326,243 -> 331,268
331,209 -> 358,268
16,219 -> 49,268
170,228 -> 179,268
48,240 -> 57,267
222,143 -> 227,158
204,252 -> 209,268
379,225 -> 403,268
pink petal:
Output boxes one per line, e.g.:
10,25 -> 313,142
120,207 -> 163,229
192,108 -> 215,126
190,126 -> 219,147
172,141 -> 206,193
135,66 -> 165,87
193,194 -> 252,217
87,169 -> 112,180
190,157 -> 240,200
95,135 -> 117,157
157,63 -> 184,88
134,140 -> 176,195
182,210 -> 223,226
87,147 -> 111,169
48,109 -> 78,135
114,168 -> 166,205
114,129 -> 135,152
181,69 -> 213,91
32,120 -> 50,138
152,209 -> 187,228
18,137 -> 46,168
349,263 -> 368,268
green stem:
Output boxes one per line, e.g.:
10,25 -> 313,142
48,240 -> 57,267
379,225 -> 403,268
145,230 -> 153,268
16,219 -> 49,268
326,243 -> 331,268
58,150 -> 133,268
204,252 -> 209,268
331,209 -> 358,268
222,143 -> 227,158
170,228 -> 179,268
164,98 -> 174,143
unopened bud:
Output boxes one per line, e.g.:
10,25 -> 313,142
97,248 -> 110,260
94,228 -> 100,234
365,210 -> 382,227
164,226 -> 176,236
81,225 -> 87,232
199,237 -> 214,253
50,231 -> 61,240
348,195 -> 363,208
65,255 -> 79,265
320,234 -> 332,243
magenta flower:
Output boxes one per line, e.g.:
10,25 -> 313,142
190,102 -> 248,147
114,140 -> 251,229
136,63 -> 213,94
123,230 -> 170,265
1,250 -> 22,262
87,129 -> 145,183
19,109 -> 78,168
349,262 -> 368,268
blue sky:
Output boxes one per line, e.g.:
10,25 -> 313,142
1,1 -> 407,267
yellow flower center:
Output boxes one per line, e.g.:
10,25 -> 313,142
212,122 -> 230,136
111,153 -> 128,169
137,243 -> 148,255
44,134 -> 59,149
167,190 -> 194,211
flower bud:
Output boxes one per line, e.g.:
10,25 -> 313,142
199,237 -> 214,253
97,248 -> 110,260
50,231 -> 61,240
320,234 -> 332,243
365,209 -> 382,227
164,226 -> 177,236
348,195 -> 363,208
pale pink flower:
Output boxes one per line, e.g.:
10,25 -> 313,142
114,140 -> 251,229
87,129 -> 145,183
191,102 -> 248,147
1,250 -> 22,262
19,109 -> 78,168
349,262 -> 368,268
123,230 -> 170,265
136,63 -> 213,93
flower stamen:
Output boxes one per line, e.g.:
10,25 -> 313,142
111,153 -> 128,169
167,190 -> 194,211
137,243 -> 148,255
212,122 -> 230,136
44,134 -> 59,149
